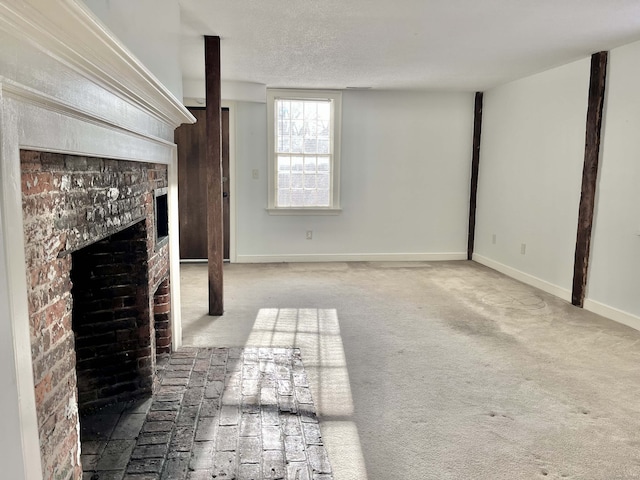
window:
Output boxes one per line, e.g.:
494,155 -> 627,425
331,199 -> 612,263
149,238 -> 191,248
267,89 -> 342,214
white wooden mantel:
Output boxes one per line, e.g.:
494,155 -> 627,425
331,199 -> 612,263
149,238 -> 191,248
0,1 -> 195,478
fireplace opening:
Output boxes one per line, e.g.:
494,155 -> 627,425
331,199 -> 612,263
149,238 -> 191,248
71,220 -> 153,414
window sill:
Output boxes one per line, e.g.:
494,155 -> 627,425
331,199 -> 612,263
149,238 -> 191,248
266,207 -> 342,216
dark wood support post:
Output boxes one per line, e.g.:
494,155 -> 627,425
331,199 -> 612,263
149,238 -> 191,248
205,35 -> 224,315
467,92 -> 484,260
571,51 -> 608,307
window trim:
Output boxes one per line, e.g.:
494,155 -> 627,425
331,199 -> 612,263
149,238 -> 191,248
266,89 -> 342,215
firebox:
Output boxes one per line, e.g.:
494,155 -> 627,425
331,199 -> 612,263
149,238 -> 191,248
71,221 -> 152,412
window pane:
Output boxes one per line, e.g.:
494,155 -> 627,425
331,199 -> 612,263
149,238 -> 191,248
278,172 -> 291,189
318,173 -> 330,189
291,173 -> 303,189
277,119 -> 287,135
317,101 -> 330,122
291,189 -> 304,207
319,120 -> 330,137
304,174 -> 316,189
291,120 -> 304,153
304,119 -> 317,137
291,156 -> 303,171
291,101 -> 303,120
317,189 -> 330,206
304,189 -> 317,207
317,139 -> 329,154
304,156 -> 317,173
279,136 -> 291,152
304,137 -> 318,154
277,106 -> 292,152
278,156 -> 291,171
278,189 -> 291,207
317,156 -> 330,172
304,101 -> 317,121
291,137 -> 303,153
277,100 -> 290,120
292,119 -> 303,136
277,156 -> 291,195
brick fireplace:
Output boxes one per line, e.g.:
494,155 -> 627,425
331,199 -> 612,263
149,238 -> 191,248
21,151 -> 173,479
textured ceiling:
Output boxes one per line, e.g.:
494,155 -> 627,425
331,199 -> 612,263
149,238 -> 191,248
179,0 -> 640,92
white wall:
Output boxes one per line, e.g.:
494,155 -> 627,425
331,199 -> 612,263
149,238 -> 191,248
84,0 -> 184,101
474,58 -> 590,298
235,90 -> 474,262
585,40 -> 640,326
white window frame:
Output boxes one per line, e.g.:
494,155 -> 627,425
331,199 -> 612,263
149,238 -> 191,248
267,89 -> 342,215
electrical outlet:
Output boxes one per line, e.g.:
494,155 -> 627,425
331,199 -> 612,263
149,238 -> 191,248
520,243 -> 526,255
306,230 -> 313,240
492,234 -> 496,245
252,169 -> 259,180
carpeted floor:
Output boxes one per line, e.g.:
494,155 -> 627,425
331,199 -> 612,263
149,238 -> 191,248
180,261 -> 640,480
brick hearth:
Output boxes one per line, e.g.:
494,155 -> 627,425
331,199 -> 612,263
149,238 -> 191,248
80,347 -> 334,480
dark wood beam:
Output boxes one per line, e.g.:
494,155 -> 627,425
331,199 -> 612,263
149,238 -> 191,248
204,35 -> 224,315
467,92 -> 484,260
572,51 -> 608,307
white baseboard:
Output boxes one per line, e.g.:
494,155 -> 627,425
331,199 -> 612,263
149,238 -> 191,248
235,252 -> 467,263
473,254 -> 640,333
583,299 -> 640,332
472,254 -> 572,302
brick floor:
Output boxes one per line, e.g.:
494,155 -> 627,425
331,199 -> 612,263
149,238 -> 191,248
81,347 -> 333,480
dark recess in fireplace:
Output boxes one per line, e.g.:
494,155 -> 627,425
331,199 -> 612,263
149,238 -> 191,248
155,187 -> 169,243
71,221 -> 153,413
